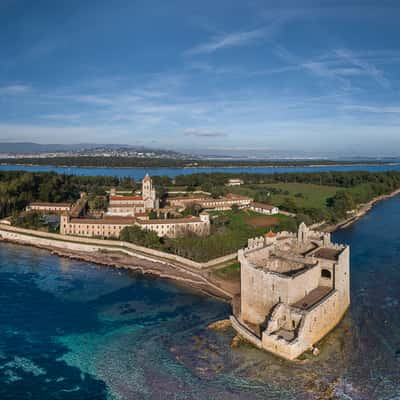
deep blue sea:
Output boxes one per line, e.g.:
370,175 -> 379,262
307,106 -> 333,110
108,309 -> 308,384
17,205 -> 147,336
0,187 -> 400,399
1,163 -> 400,180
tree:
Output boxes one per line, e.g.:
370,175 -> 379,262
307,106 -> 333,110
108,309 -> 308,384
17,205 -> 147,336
231,204 -> 240,213
120,226 -> 162,249
149,210 -> 158,219
210,187 -> 225,199
13,211 -> 45,229
89,196 -> 108,211
327,191 -> 356,220
280,197 -> 298,213
182,203 -> 203,217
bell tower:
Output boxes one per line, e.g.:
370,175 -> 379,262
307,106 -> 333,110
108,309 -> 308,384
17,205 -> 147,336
142,174 -> 152,199
142,174 -> 158,210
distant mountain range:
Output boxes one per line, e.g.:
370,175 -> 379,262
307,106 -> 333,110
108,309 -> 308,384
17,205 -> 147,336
0,142 -> 88,153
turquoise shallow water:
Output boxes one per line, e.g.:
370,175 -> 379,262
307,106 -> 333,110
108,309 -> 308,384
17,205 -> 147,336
1,196 -> 400,399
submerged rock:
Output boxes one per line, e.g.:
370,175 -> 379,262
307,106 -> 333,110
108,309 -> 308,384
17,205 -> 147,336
230,334 -> 244,348
207,319 -> 231,333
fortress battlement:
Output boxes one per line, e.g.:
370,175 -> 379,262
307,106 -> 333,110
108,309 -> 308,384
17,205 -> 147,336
233,222 -> 350,360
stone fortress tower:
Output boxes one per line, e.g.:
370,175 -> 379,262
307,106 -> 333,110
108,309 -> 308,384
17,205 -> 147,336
231,223 -> 350,360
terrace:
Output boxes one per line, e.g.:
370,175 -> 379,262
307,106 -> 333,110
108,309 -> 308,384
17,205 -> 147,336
291,286 -> 332,310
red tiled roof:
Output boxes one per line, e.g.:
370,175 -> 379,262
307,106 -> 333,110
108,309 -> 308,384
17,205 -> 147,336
69,217 -> 136,225
265,230 -> 277,238
110,195 -> 143,201
136,217 -> 201,225
169,196 -> 206,202
108,203 -> 143,208
29,202 -> 72,207
250,202 -> 277,210
225,193 -> 252,200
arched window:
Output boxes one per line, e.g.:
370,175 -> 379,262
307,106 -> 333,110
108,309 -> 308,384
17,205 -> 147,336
321,269 -> 332,279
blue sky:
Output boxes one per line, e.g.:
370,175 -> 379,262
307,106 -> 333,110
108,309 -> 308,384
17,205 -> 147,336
1,0 -> 400,156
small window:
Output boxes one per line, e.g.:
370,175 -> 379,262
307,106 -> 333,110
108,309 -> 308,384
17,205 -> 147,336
321,269 -> 332,279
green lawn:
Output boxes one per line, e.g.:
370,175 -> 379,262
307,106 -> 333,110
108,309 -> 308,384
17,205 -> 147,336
267,183 -> 340,209
163,209 -> 297,262
210,208 -> 296,232
229,182 -> 340,210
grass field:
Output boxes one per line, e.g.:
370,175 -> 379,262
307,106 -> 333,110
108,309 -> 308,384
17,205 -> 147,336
229,182 -> 340,211
211,209 -> 296,233
164,209 -> 297,262
267,183 -> 339,209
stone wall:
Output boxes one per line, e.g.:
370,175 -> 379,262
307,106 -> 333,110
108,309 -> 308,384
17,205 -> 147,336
239,251 -> 323,326
239,251 -> 289,325
236,226 -> 350,360
0,225 -> 236,270
260,290 -> 349,360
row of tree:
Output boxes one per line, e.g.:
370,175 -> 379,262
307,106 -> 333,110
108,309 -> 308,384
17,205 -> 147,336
159,170 -> 400,189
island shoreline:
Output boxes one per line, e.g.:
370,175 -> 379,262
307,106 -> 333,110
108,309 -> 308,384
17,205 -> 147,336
323,188 -> 400,232
0,237 -> 234,302
1,188 -> 400,304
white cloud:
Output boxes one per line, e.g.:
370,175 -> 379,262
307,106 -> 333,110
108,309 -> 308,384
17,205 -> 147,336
334,48 -> 390,88
186,27 -> 272,55
0,85 -> 31,95
41,113 -> 85,121
184,128 -> 227,138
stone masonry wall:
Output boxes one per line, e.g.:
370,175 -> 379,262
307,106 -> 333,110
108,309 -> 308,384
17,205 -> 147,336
0,225 -> 236,270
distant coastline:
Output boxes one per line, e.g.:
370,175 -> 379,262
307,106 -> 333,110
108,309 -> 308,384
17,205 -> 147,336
0,158 -> 398,170
1,163 -> 398,169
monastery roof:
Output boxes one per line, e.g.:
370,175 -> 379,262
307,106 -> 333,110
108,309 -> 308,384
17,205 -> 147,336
69,217 -> 136,225
170,194 -> 251,203
136,216 -> 202,225
29,202 -> 72,207
251,202 -> 277,210
170,196 -> 207,201
225,193 -> 252,200
108,203 -> 144,208
110,195 -> 143,201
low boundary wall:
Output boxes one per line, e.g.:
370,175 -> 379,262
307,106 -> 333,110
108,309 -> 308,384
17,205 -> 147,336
0,224 -> 236,271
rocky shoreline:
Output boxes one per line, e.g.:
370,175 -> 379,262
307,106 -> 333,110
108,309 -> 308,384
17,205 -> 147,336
0,236 -> 234,302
